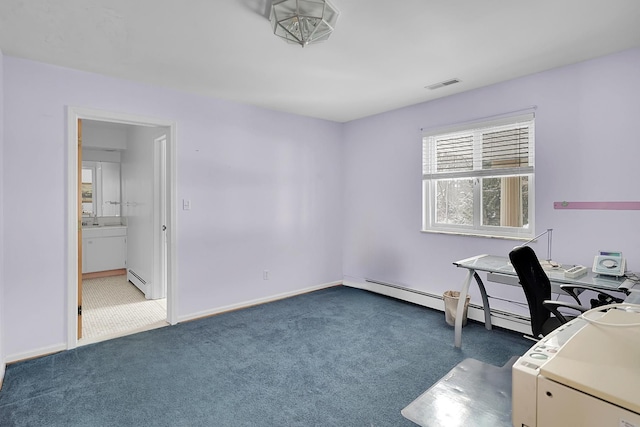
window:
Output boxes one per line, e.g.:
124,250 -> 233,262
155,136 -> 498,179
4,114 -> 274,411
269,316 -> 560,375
81,166 -> 95,216
422,113 -> 535,239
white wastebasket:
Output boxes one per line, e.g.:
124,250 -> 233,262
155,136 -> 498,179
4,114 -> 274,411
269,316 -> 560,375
443,290 -> 470,327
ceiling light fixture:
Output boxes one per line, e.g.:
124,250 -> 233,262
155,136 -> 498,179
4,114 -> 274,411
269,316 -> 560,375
270,0 -> 340,48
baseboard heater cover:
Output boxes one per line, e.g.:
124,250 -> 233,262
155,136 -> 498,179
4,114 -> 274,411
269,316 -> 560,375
127,268 -> 148,295
365,278 -> 439,297
360,278 -> 531,333
128,269 -> 146,284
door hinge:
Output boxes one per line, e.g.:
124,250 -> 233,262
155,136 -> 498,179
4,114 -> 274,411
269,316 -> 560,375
78,305 -> 82,316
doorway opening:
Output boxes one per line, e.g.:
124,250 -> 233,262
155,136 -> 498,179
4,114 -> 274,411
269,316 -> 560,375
66,107 -> 177,349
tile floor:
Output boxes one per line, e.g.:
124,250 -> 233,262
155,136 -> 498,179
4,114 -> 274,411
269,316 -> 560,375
80,274 -> 168,345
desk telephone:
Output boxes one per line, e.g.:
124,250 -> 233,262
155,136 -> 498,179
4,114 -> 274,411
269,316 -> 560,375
592,250 -> 626,277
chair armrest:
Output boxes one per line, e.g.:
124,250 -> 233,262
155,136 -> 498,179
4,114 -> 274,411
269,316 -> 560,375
542,300 -> 588,323
559,285 -> 626,306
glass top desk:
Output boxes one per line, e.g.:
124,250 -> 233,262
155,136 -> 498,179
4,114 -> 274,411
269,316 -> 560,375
451,254 -> 632,348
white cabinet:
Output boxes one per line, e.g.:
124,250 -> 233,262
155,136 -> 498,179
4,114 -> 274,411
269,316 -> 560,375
82,226 -> 127,273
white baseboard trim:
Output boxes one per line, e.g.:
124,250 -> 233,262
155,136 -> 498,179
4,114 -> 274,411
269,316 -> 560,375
4,277 -> 528,364
5,343 -> 67,365
5,282 -> 341,364
343,276 -> 532,335
178,280 -> 342,323
0,362 -> 5,390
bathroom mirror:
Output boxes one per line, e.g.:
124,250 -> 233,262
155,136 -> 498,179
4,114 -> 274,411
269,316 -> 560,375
82,161 -> 121,217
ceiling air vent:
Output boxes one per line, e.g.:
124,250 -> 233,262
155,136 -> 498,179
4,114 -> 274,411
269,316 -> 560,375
426,78 -> 461,90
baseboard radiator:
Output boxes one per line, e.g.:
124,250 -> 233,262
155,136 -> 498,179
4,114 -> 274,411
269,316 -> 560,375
342,277 -> 531,335
127,268 -> 148,296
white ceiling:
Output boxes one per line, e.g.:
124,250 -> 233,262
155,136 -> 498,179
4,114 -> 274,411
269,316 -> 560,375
1,1 -> 640,122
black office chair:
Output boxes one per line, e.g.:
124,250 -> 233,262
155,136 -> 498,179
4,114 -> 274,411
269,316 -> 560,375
509,246 -> 588,338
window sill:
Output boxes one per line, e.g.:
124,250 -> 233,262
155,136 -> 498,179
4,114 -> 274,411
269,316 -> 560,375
420,229 -> 533,241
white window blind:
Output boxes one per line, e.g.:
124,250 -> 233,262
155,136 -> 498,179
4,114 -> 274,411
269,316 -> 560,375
422,113 -> 535,239
423,114 -> 534,180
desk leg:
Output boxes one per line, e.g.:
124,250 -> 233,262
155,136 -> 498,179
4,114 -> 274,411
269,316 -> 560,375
473,272 -> 492,331
454,269 -> 473,348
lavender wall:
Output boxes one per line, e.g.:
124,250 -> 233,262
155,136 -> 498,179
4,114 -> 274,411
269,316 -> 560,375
342,48 -> 640,309
2,57 -> 344,358
0,48 -> 5,376
3,48 -> 640,360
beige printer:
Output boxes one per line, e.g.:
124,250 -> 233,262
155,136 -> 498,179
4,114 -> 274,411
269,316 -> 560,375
512,306 -> 640,427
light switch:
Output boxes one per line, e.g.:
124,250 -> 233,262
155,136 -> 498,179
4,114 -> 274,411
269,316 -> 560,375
183,199 -> 191,210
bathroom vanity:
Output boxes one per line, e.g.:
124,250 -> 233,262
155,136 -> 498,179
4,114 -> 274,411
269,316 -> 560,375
82,225 -> 127,273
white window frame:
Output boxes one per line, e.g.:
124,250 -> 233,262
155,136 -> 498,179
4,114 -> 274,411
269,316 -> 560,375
422,113 -> 535,239
81,162 -> 97,217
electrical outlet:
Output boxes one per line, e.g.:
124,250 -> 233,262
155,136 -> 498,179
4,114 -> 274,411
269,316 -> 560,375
263,270 -> 269,280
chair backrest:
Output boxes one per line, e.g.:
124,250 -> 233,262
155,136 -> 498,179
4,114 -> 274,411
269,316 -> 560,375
508,246 -> 552,337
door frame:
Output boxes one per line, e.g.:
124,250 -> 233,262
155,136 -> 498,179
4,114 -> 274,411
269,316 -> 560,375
151,134 -> 168,300
66,106 -> 178,349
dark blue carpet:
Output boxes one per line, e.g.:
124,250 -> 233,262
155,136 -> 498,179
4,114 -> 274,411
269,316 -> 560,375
0,286 -> 531,426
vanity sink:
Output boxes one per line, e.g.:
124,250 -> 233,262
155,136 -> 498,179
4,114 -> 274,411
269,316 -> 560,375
82,225 -> 127,238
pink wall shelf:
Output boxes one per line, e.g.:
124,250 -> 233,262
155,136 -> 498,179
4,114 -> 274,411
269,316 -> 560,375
554,201 -> 640,210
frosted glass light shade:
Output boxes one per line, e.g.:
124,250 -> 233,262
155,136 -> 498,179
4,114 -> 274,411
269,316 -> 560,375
270,0 -> 339,47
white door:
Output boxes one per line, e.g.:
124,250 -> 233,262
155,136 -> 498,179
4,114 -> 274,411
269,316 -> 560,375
153,134 -> 168,299
121,126 -> 169,299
